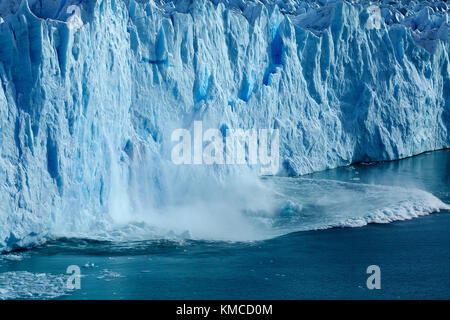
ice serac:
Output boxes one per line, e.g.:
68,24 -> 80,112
0,0 -> 448,251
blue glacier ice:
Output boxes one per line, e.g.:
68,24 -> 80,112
0,0 -> 448,251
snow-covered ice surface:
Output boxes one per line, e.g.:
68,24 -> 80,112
0,0 -> 448,251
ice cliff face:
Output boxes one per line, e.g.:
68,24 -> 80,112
0,0 -> 448,250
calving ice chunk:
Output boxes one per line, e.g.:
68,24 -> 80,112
0,0 -> 448,251
176,304 -> 210,318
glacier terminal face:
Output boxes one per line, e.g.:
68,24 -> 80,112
0,0 -> 448,251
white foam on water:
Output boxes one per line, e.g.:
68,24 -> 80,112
97,269 -> 125,282
0,271 -> 69,300
267,177 -> 450,236
0,254 -> 26,262
49,176 -> 449,243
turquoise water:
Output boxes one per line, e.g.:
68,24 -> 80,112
0,150 -> 449,299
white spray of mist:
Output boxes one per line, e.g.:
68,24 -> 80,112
107,158 -> 280,241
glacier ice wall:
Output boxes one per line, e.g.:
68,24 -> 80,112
0,0 -> 448,250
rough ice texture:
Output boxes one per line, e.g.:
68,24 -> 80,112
0,0 -> 448,251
